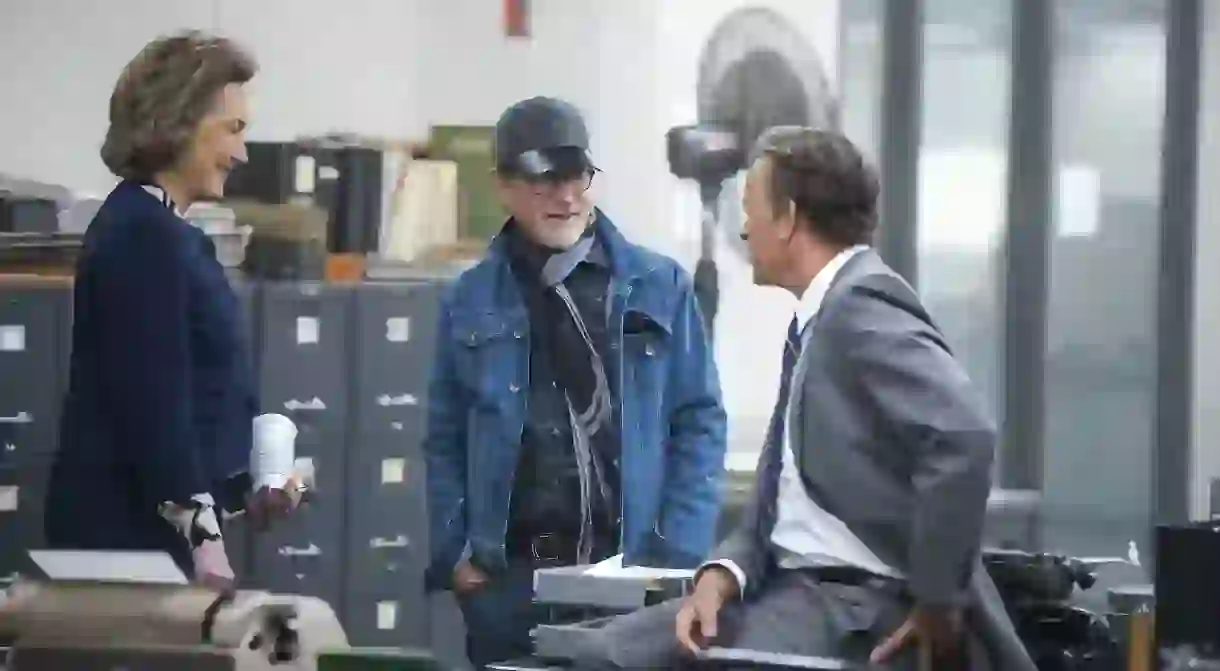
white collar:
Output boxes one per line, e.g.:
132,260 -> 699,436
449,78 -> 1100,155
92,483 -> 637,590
140,184 -> 188,219
794,244 -> 869,332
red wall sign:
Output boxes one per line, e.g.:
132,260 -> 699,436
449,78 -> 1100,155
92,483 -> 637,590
505,0 -> 530,38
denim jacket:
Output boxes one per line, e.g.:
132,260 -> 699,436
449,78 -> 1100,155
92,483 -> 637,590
423,212 -> 728,590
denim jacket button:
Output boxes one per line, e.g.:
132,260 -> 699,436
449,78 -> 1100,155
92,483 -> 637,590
509,383 -> 521,393
644,344 -> 655,357
513,330 -> 523,339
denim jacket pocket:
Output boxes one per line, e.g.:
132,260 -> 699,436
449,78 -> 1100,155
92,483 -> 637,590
449,311 -> 524,410
622,309 -> 670,383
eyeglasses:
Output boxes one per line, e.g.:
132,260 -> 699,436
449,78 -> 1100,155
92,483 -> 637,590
521,170 -> 595,198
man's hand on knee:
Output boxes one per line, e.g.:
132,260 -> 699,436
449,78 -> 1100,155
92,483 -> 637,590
676,565 -> 739,655
870,605 -> 967,669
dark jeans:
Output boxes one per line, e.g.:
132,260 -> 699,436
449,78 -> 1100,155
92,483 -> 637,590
457,546 -> 617,670
456,560 -> 539,668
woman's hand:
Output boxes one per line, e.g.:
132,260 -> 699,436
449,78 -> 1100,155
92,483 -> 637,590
246,484 -> 301,532
193,538 -> 236,592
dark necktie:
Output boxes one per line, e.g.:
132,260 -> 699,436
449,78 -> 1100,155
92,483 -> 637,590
754,316 -> 803,545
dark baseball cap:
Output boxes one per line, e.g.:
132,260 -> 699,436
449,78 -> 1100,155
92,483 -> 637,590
495,96 -> 597,177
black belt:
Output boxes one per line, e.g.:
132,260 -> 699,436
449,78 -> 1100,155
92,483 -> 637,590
799,565 -> 903,592
507,530 -> 619,565
507,531 -> 581,564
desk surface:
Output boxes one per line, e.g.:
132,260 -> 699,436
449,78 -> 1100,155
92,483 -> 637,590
488,659 -> 565,670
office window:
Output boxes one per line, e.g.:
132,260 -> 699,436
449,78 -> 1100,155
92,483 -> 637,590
840,0 -> 883,162
1042,0 -> 1166,560
917,0 -> 1013,432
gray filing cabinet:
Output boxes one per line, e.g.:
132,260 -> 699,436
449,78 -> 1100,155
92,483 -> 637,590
248,282 -> 351,611
0,281 -> 72,580
342,281 -> 443,648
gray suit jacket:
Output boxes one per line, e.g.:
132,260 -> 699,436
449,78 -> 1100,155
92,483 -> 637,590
713,250 -> 1036,671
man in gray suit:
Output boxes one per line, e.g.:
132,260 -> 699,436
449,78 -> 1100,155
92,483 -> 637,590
572,128 -> 1036,670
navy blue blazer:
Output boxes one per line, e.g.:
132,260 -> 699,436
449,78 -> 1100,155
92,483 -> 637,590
44,180 -> 259,571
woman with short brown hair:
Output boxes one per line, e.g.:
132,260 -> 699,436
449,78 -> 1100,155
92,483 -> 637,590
44,31 -> 287,591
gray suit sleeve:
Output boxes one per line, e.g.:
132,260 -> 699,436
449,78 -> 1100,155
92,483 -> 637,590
833,283 -> 996,608
703,452 -> 770,598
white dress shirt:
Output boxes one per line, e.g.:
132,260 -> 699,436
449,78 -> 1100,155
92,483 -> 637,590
715,244 -> 902,592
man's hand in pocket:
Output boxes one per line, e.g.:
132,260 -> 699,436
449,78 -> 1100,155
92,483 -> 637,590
453,560 -> 490,595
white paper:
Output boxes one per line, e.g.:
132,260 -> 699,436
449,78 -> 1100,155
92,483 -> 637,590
0,486 -> 17,512
385,317 -> 410,343
376,601 -> 398,630
28,550 -> 188,585
0,325 -> 25,352
583,554 -> 695,580
294,156 -> 317,194
296,317 -> 319,345
380,458 -> 406,484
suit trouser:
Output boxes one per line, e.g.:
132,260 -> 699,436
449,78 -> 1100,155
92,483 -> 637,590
569,570 -> 932,670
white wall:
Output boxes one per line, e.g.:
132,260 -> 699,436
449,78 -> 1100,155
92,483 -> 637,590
1192,2 -> 1220,520
0,0 -> 422,196
0,0 -> 843,459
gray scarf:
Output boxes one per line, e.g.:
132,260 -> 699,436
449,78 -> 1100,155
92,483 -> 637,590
541,234 -> 614,564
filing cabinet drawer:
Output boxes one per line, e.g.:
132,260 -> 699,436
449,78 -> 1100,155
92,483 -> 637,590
352,282 -> 442,434
0,462 -> 50,580
249,514 -> 342,608
0,420 -> 54,470
248,435 -> 344,607
0,284 -> 71,459
345,432 -> 428,583
345,581 -> 430,649
257,283 -> 350,436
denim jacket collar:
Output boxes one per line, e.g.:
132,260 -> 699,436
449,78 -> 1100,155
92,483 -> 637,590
486,208 -> 658,284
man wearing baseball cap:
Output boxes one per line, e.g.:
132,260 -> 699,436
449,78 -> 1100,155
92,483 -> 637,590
422,96 -> 728,667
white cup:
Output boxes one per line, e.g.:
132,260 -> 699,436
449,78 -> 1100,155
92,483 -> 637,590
251,413 -> 298,491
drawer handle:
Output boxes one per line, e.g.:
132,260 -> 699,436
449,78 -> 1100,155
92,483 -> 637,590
370,535 -> 409,549
376,394 -> 418,407
0,412 -> 32,424
283,398 -> 326,412
277,543 -> 321,557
